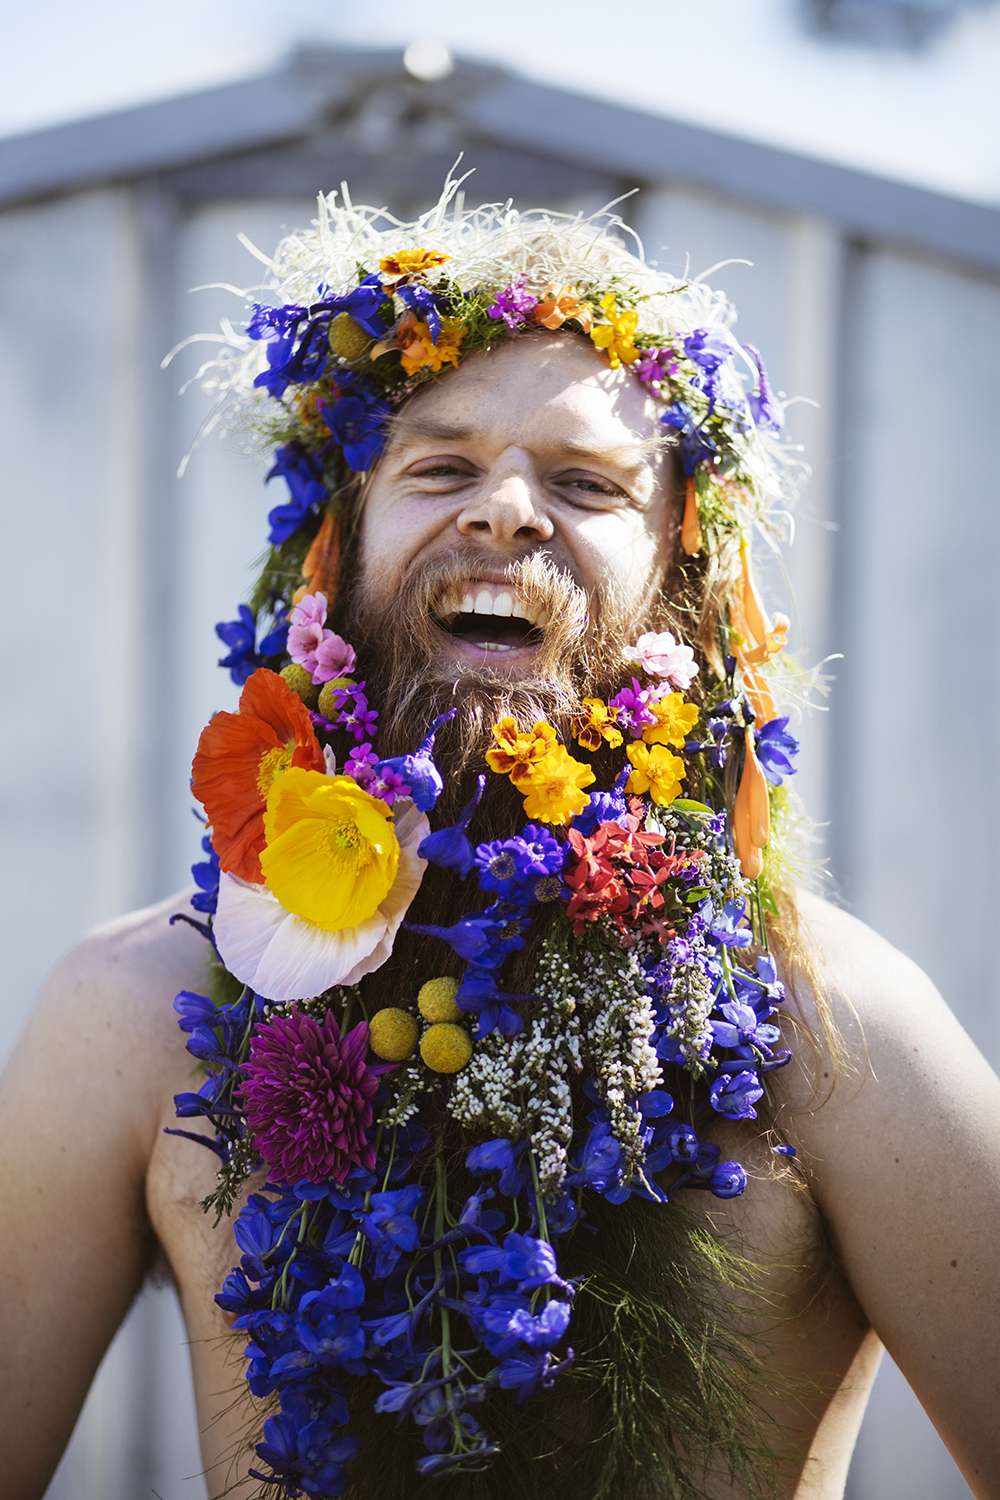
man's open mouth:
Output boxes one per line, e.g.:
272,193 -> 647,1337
431,581 -> 548,655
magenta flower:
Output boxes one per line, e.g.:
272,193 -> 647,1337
487,275 -> 537,331
242,1009 -> 383,1185
344,741 -> 379,788
609,676 -> 656,736
634,347 -> 678,389
622,630 -> 699,690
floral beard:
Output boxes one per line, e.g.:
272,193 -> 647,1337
337,539 -> 675,823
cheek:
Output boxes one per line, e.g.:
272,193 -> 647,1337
570,512 -> 665,599
359,489 -> 431,592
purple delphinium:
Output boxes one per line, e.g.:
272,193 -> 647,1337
742,343 -> 783,433
755,715 -> 799,785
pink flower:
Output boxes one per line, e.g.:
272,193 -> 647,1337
291,591 -> 328,629
623,631 -> 699,690
241,1008 -> 385,1184
288,619 -> 326,674
313,630 -> 357,683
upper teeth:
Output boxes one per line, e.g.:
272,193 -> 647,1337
442,582 -> 547,628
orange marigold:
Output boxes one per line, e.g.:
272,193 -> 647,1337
485,717 -> 557,779
191,668 -> 325,883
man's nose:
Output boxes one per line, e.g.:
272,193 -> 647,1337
454,455 -> 554,546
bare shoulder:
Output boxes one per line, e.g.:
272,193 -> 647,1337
31,891 -> 213,1159
766,888 -> 1000,1493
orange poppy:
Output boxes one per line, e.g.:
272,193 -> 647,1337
192,668 -> 325,883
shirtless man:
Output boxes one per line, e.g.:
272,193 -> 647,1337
3,215 -> 1000,1500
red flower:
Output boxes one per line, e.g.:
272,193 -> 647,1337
563,813 -> 703,943
191,668 -> 325,883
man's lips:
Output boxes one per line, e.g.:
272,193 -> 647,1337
428,615 -> 543,664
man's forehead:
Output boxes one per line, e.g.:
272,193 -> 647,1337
385,378 -> 668,474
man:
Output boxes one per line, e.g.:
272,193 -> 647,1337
2,197 -> 999,1500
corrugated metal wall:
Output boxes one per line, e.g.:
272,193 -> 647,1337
1,113 -> 997,1499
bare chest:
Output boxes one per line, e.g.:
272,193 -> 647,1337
146,1093 -> 880,1500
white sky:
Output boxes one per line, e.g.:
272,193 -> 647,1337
3,0 -> 999,203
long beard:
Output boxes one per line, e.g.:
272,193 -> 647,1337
329,538 -> 680,996
337,539 -> 672,819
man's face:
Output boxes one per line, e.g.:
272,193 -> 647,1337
356,332 -> 677,679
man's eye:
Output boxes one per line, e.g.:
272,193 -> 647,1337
559,476 -> 624,500
411,463 -> 467,480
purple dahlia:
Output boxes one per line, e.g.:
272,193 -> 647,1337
241,1009 -> 381,1184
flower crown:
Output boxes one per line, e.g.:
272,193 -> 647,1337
170,172 -> 808,1495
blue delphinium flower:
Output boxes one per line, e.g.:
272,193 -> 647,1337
570,765 -> 630,836
711,999 -> 782,1057
409,904 -> 530,967
457,968 -> 534,1038
755,715 -> 800,785
321,378 -> 390,471
466,1137 -> 528,1197
265,442 -> 328,544
190,833 -> 219,914
709,1161 -> 749,1198
360,1186 -> 424,1277
418,776 -> 485,876
703,898 -> 753,949
375,709 -> 454,812
251,1412 -> 359,1495
215,602 -> 288,685
660,401 -> 720,473
709,1069 -> 764,1121
396,281 -> 443,341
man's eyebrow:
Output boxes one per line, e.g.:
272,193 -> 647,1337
384,415 -> 667,472
384,415 -> 476,448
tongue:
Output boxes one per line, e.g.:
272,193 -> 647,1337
449,612 -> 536,646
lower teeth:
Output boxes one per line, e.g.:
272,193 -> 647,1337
475,641 -> 513,652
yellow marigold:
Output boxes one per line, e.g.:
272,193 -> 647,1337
379,247 -> 450,277
642,692 -> 699,749
485,717 -> 557,779
571,697 -> 623,752
417,976 -> 462,1024
589,293 -> 640,369
513,744 -> 596,825
399,316 -> 465,376
625,742 -> 685,808
420,1022 -> 472,1074
369,1007 -> 419,1062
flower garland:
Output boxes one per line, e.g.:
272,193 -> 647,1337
168,176 -> 809,1496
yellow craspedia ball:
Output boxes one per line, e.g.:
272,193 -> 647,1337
417,976 -> 462,1024
328,312 -> 372,361
420,1022 -> 472,1074
317,677 -> 356,721
280,662 -> 319,707
368,1007 -> 419,1062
